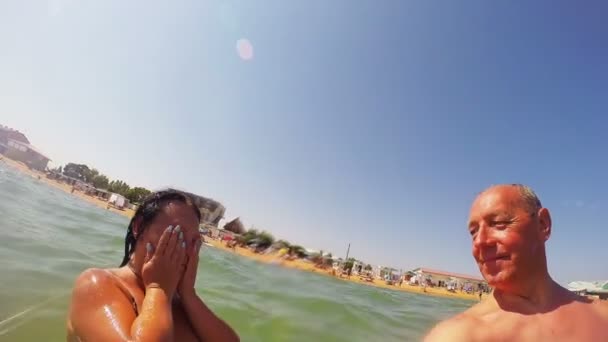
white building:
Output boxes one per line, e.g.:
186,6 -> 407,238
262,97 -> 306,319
108,193 -> 129,209
411,267 -> 487,291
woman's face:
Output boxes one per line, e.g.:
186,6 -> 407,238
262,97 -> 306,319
141,201 -> 201,253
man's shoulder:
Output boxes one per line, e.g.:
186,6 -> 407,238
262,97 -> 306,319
423,299 -> 499,342
591,298 -> 608,319
423,311 -> 481,342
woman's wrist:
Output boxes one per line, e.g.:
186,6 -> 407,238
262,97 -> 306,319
145,285 -> 174,303
179,288 -> 198,302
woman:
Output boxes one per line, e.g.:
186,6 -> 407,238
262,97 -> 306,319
67,189 -> 239,341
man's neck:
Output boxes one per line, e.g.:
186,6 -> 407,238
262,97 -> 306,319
493,274 -> 569,314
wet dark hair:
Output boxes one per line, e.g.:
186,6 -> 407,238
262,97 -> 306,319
119,189 -> 202,267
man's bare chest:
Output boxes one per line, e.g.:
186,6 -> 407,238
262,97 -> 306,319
473,312 -> 608,342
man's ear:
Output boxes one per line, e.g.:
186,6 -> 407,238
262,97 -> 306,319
537,207 -> 552,241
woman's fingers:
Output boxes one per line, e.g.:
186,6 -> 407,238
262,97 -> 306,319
185,240 -> 198,268
144,242 -> 154,264
175,238 -> 187,270
165,225 -> 181,258
189,237 -> 200,257
193,240 -> 202,261
155,225 -> 174,256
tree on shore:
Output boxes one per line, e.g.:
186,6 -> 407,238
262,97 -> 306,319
236,229 -> 257,246
125,187 -> 151,204
343,258 -> 356,271
274,240 -> 291,250
322,254 -> 334,267
108,180 -> 130,196
63,163 -> 91,182
289,245 -> 307,258
83,168 -> 99,183
256,231 -> 275,250
92,174 -> 110,189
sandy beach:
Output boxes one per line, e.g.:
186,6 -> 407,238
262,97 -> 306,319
1,155 -> 480,302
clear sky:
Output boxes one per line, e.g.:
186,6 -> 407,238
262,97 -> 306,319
1,1 -> 606,283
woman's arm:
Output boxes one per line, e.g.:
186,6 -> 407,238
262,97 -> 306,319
68,269 -> 174,342
131,287 -> 173,341
69,225 -> 187,341
180,291 -> 240,342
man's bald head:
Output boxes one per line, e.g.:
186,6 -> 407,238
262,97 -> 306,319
477,184 -> 542,214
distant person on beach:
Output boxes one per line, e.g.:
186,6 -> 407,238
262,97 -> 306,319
424,184 -> 608,341
67,189 -> 239,342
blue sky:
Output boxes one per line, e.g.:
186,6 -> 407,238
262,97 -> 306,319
1,0 -> 606,283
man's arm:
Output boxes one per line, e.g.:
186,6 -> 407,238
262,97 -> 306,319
180,291 -> 240,342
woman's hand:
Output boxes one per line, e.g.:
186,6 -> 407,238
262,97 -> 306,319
178,237 -> 202,299
142,225 -> 187,297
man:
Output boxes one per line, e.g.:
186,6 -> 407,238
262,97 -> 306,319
424,184 -> 608,341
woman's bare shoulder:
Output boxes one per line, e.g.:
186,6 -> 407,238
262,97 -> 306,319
72,268 -> 117,292
70,267 -> 135,307
74,267 -> 112,281
68,268 -> 137,341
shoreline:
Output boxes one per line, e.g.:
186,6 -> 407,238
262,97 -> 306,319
1,156 -> 480,302
204,239 -> 480,301
1,156 -> 135,218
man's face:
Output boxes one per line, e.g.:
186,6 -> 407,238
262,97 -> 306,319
467,187 -> 545,289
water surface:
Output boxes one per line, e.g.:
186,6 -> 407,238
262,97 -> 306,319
0,163 -> 472,341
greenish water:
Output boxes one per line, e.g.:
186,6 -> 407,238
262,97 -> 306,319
0,162 -> 473,341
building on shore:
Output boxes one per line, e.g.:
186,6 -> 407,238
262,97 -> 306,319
0,125 -> 29,152
222,217 -> 245,234
203,217 -> 244,241
84,187 -> 112,201
568,281 -> 608,300
168,188 -> 225,227
108,193 -> 130,210
0,126 -> 51,171
4,139 -> 51,171
411,267 -> 488,292
206,226 -> 240,241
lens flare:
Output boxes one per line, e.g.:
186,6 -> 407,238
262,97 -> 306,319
236,39 -> 254,61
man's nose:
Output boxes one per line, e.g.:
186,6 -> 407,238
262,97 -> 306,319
473,225 -> 493,248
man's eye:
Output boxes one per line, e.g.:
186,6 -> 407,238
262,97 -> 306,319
469,227 -> 478,236
490,220 -> 509,228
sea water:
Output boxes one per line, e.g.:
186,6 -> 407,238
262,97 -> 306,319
0,162 -> 472,341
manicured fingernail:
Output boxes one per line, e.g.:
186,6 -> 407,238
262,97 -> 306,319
166,225 -> 174,232
174,225 -> 181,233
181,241 -> 186,248
146,242 -> 152,252
179,231 -> 183,240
